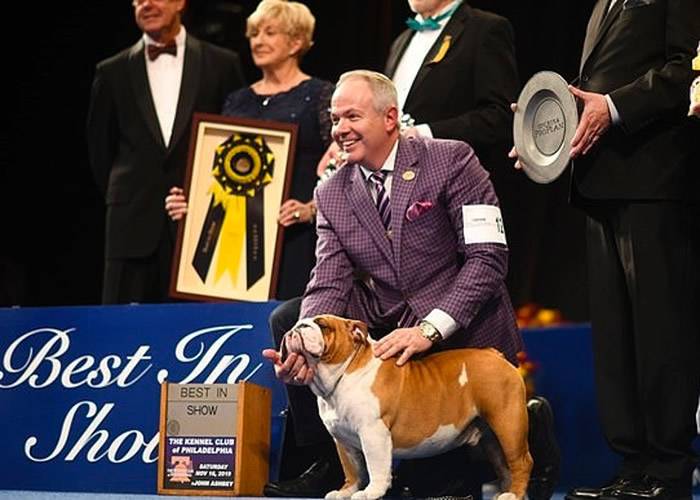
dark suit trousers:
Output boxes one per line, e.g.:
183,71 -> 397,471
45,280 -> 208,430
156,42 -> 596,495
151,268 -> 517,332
584,201 -> 700,483
269,296 -> 328,447
102,221 -> 175,304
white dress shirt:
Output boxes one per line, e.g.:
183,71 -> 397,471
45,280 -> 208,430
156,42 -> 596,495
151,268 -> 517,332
392,1 -> 460,138
144,27 -> 186,147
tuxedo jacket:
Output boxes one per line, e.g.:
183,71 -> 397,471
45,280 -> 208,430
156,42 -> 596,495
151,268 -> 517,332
573,0 -> 700,202
300,137 -> 522,362
87,34 -> 245,259
384,2 -> 518,157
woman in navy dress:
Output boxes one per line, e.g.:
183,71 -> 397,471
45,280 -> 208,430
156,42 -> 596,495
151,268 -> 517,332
167,0 -> 333,299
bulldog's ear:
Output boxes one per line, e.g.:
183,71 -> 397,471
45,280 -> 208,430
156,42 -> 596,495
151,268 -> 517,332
350,320 -> 369,344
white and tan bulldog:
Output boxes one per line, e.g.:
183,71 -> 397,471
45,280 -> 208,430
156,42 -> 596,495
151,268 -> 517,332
280,314 -> 533,500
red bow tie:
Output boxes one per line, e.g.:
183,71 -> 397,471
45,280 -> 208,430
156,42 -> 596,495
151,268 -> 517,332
147,42 -> 177,61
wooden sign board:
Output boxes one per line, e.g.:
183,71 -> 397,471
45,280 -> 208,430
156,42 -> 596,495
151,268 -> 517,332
158,382 -> 271,496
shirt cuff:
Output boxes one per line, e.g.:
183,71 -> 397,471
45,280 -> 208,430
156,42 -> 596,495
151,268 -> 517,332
424,308 -> 459,340
605,94 -> 622,126
415,123 -> 433,138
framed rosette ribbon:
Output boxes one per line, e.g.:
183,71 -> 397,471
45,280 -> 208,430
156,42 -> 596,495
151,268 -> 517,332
170,113 -> 297,301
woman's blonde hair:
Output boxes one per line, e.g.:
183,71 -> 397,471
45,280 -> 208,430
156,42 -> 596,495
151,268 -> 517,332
246,0 -> 315,56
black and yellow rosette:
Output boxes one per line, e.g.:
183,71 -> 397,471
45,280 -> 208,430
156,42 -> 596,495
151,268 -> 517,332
192,133 -> 274,288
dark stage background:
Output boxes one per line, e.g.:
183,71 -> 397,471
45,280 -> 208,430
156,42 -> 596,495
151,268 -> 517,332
1,0 -> 595,321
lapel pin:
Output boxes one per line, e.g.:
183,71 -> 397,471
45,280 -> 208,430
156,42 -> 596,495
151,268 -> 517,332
402,170 -> 416,181
430,35 -> 452,64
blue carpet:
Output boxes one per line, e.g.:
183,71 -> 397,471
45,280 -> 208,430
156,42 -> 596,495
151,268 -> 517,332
1,490 -> 697,499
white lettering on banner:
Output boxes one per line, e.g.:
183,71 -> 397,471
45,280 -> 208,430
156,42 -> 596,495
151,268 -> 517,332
24,401 -> 159,464
0,328 -> 153,389
162,325 -> 263,384
3,322 -> 266,465
1,328 -> 72,388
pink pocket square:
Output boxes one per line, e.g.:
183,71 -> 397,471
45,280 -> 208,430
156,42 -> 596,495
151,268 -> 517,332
405,200 -> 434,221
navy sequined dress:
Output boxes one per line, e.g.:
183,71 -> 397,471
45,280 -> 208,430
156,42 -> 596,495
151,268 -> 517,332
221,77 -> 334,299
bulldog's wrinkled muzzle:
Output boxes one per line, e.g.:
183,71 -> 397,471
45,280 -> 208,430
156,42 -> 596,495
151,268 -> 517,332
280,322 -> 322,363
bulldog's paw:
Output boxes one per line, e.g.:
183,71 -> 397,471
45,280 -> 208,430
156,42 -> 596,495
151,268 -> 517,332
350,486 -> 387,500
494,492 -> 518,500
325,486 -> 359,499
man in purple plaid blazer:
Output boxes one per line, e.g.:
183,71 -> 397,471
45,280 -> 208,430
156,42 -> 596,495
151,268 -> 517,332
262,70 -> 535,499
301,75 -> 522,366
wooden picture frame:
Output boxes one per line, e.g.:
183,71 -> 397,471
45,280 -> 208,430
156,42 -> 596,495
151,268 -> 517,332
170,113 -> 298,302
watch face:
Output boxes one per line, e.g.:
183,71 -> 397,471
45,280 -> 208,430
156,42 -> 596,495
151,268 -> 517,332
419,322 -> 440,342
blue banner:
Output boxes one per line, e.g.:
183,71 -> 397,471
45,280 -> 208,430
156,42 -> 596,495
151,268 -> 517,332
0,302 -> 286,494
3,304 -> 696,495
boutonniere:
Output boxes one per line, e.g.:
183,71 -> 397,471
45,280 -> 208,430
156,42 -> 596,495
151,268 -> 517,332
405,200 -> 434,221
430,35 -> 452,64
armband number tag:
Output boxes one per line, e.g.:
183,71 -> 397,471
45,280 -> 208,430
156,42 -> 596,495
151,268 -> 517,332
462,205 -> 507,245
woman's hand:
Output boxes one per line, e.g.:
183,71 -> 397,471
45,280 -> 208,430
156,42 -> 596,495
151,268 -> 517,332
165,186 -> 188,221
278,199 -> 316,226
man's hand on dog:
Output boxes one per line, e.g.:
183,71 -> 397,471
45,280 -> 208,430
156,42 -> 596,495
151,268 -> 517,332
373,327 -> 432,366
262,349 -> 315,385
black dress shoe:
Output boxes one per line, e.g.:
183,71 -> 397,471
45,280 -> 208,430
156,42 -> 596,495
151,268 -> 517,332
565,476 -> 640,499
426,478 -> 477,500
385,474 -> 414,499
425,496 -> 474,500
526,396 -> 561,500
385,483 -> 414,499
263,458 -> 344,497
616,475 -> 690,500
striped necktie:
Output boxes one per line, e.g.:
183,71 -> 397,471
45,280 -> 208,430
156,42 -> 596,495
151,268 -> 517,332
369,170 -> 391,231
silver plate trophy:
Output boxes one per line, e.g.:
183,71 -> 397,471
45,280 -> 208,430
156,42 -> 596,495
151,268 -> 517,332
513,71 -> 578,184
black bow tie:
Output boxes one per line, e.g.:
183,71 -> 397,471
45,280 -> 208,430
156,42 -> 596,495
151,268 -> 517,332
147,42 -> 177,61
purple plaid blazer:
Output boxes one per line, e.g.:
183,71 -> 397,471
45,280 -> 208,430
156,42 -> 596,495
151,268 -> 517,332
300,136 -> 522,362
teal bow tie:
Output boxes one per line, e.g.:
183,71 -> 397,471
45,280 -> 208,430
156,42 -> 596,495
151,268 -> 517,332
406,17 -> 441,31
405,2 -> 461,31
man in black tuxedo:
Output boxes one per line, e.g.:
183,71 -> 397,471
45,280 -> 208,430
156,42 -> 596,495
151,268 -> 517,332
87,0 -> 244,304
385,0 -> 516,158
513,1 -> 700,498
385,0 -> 547,320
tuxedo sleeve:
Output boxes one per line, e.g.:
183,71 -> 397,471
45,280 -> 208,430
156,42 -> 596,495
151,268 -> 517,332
86,62 -> 117,197
435,143 -> 509,329
609,0 -> 700,134
299,193 -> 354,319
428,17 -> 518,148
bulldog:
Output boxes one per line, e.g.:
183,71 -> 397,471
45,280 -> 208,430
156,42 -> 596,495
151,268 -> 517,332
280,314 -> 533,500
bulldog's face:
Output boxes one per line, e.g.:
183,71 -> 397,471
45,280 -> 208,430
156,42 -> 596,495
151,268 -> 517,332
281,315 -> 369,366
